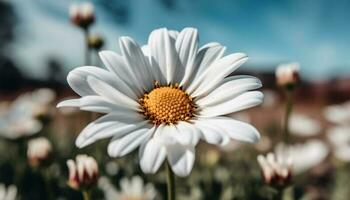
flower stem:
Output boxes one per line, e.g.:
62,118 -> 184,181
42,168 -> 53,200
166,161 -> 176,200
274,188 -> 283,200
283,89 -> 293,144
84,28 -> 90,66
82,190 -> 91,200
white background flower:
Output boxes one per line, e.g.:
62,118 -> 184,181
324,102 -> 350,125
58,27 -> 263,177
289,113 -> 321,137
99,176 -> 158,200
276,140 -> 329,175
0,184 -> 17,200
327,126 -> 350,162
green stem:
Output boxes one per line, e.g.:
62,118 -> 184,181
82,190 -> 91,200
283,89 -> 293,144
274,188 -> 283,200
166,161 -> 176,200
84,28 -> 90,66
42,168 -> 53,200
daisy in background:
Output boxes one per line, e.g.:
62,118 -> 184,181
324,101 -> 350,162
327,126 -> 350,162
0,184 -> 17,200
289,113 -> 321,137
58,27 -> 263,198
99,176 -> 159,200
275,140 -> 329,175
323,101 -> 350,125
0,88 -> 55,140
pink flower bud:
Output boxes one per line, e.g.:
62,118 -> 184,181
257,152 -> 292,187
67,155 -> 98,190
275,63 -> 300,88
69,2 -> 95,29
27,137 -> 53,167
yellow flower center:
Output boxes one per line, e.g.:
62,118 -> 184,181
139,84 -> 195,125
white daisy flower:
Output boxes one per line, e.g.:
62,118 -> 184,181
324,101 -> 350,125
289,113 -> 321,137
58,27 -> 263,177
99,176 -> 158,200
327,126 -> 350,162
0,103 -> 42,140
0,184 -> 17,200
275,140 -> 329,175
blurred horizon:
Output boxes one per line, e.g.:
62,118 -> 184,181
2,0 -> 350,81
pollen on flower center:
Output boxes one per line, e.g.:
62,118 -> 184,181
139,84 -> 195,125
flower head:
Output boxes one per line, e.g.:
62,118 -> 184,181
327,126 -> 350,162
69,2 -> 95,29
88,34 -> 104,50
275,140 -> 329,175
275,62 -> 300,88
289,113 -> 321,137
0,184 -> 17,200
99,176 -> 158,200
66,155 -> 98,190
257,153 -> 292,187
58,27 -> 263,177
27,137 -> 53,167
324,101 -> 350,125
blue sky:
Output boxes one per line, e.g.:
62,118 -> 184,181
7,0 -> 350,80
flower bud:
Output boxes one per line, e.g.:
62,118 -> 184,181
27,137 -> 53,168
69,2 -> 95,29
275,62 -> 300,89
67,155 -> 98,190
257,153 -> 292,187
88,34 -> 104,50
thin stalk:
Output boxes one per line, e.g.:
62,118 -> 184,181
283,89 -> 293,144
166,161 -> 176,200
274,188 -> 283,200
42,168 -> 53,200
84,28 -> 90,66
82,190 -> 91,200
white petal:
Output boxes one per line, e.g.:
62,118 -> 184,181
67,66 -> 137,99
188,53 -> 248,97
173,122 -> 201,146
139,136 -> 166,174
108,125 -> 155,157
193,119 -> 230,146
196,75 -> 262,106
167,144 -> 195,177
185,43 -> 226,90
87,76 -> 140,111
57,96 -> 133,114
148,28 -> 179,84
199,117 -> 260,143
76,114 -> 147,148
168,30 -> 179,41
119,37 -> 154,91
199,91 -> 263,117
174,28 -> 199,86
99,51 -> 144,96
